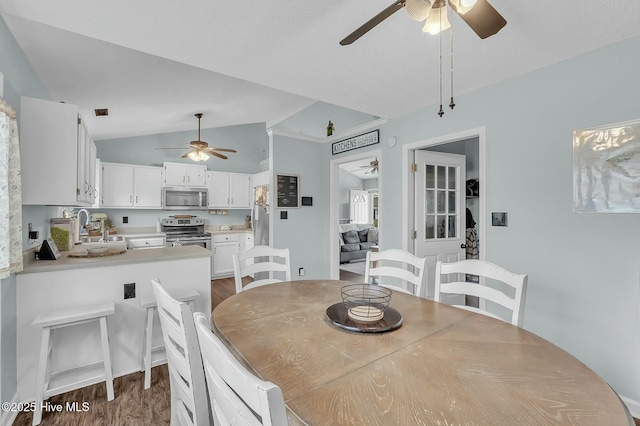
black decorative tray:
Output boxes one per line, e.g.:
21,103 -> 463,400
326,303 -> 403,333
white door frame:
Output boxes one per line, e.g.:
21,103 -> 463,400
329,148 -> 382,280
402,127 -> 486,262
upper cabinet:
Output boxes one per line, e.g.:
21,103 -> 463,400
101,163 -> 163,209
208,171 -> 252,209
163,162 -> 207,187
20,96 -> 97,206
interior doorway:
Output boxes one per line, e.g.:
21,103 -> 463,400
402,127 -> 487,298
329,149 -> 382,280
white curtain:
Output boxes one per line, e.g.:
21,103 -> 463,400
0,97 -> 22,278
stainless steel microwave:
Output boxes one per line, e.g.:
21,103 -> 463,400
162,187 -> 208,210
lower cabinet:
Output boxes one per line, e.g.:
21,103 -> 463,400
212,234 -> 241,276
211,232 -> 254,277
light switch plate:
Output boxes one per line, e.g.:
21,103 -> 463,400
492,212 -> 508,227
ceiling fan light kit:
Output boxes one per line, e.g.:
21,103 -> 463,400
157,113 -> 237,162
340,0 -> 506,117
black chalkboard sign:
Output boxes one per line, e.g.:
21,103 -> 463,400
276,174 -> 300,208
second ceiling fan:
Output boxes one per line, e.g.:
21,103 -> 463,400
158,113 -> 237,162
340,0 -> 506,46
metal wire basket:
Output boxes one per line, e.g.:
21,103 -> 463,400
341,284 -> 392,322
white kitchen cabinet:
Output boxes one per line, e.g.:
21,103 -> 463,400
242,233 -> 254,252
212,233 -> 241,276
101,163 -> 163,208
163,162 -> 207,187
208,172 -> 252,208
20,96 -> 97,206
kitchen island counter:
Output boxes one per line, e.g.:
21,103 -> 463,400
16,245 -> 211,402
20,245 -> 209,274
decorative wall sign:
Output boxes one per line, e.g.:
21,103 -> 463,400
332,130 -> 379,155
574,118 -> 640,213
276,174 -> 300,208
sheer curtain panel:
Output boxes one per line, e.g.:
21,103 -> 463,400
0,97 -> 22,278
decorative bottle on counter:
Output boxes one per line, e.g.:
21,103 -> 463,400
327,121 -> 334,137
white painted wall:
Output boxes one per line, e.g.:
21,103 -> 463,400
339,169 -> 363,222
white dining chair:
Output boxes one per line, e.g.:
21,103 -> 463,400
434,259 -> 528,327
193,312 -> 288,426
233,245 -> 291,293
151,279 -> 210,426
364,248 -> 427,297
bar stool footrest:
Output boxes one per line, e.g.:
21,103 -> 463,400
44,361 -> 113,400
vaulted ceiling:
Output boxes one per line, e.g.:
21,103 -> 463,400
2,0 -> 640,140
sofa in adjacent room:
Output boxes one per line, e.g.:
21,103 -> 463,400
339,223 -> 379,264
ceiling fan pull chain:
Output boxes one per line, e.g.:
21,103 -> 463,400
449,16 -> 456,110
438,10 -> 444,118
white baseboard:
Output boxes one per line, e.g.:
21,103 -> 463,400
1,393 -> 20,426
620,395 -> 640,420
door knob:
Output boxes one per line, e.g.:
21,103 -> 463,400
460,244 -> 466,249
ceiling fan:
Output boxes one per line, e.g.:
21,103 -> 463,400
157,113 -> 237,162
340,0 -> 506,46
353,158 -> 379,175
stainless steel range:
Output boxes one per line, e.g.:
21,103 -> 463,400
161,216 -> 211,249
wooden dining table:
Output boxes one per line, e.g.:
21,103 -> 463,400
212,280 -> 632,425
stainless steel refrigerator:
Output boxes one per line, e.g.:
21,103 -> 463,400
252,185 -> 269,246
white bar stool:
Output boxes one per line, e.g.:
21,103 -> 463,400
31,302 -> 115,426
139,288 -> 199,389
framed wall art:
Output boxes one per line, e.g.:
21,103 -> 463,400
574,118 -> 640,213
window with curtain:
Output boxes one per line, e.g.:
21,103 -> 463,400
0,97 -> 22,278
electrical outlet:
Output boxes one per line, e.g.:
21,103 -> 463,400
298,267 -> 305,277
123,216 -> 129,224
124,282 -> 136,299
28,231 -> 39,239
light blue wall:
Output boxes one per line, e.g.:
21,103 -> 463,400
0,14 -> 51,408
370,35 -> 640,401
271,136 -> 329,280
101,208 -> 250,230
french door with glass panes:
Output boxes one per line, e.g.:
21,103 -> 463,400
414,150 -> 466,300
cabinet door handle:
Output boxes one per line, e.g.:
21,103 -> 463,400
136,195 -> 139,204
129,195 -> 132,203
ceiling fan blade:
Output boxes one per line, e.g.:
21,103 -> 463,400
449,0 -> 506,39
340,0 -> 405,46
210,148 -> 237,153
181,152 -> 192,158
205,149 -> 228,160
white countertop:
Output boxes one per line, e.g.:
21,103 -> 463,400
208,228 -> 252,234
20,245 -> 211,274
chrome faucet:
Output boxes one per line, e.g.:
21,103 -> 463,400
77,209 -> 90,234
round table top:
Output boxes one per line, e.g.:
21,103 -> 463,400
212,280 -> 632,425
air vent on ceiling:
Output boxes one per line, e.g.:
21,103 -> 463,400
94,108 -> 109,117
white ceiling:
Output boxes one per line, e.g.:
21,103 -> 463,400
2,1 -> 640,141
340,157 -> 379,181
